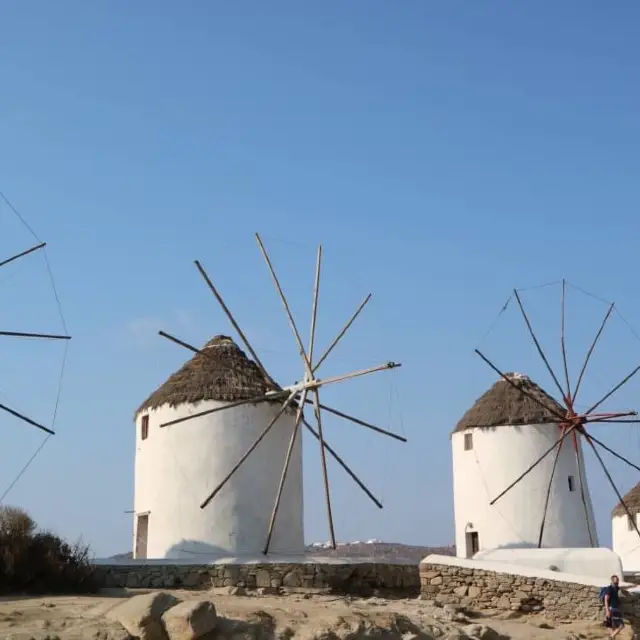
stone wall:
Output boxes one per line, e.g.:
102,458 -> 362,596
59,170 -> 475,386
420,561 -> 640,624
93,562 -> 419,597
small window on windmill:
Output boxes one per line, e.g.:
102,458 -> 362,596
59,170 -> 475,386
568,475 -> 575,492
141,415 -> 149,441
464,433 -> 473,451
628,514 -> 636,532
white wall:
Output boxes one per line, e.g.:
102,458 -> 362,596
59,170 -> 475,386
473,547 -> 622,582
133,399 -> 304,559
452,424 -> 598,557
612,513 -> 640,572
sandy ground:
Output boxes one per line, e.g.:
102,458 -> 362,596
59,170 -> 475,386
0,589 -> 632,640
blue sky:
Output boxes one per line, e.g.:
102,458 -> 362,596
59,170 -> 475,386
1,1 -> 640,557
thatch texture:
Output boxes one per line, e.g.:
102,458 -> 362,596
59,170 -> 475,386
452,372 -> 566,433
612,482 -> 640,517
136,335 -> 282,416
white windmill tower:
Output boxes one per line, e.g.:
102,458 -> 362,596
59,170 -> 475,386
453,281 -> 640,559
612,484 -> 640,573
132,234 -> 406,560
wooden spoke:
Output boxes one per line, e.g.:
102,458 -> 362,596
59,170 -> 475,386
308,245 -> 322,366
585,432 -> 640,473
200,390 -> 298,509
489,424 -> 579,505
313,362 -> 401,389
475,349 -> 567,422
585,363 -> 640,415
0,243 -> 46,269
263,390 -> 308,555
313,294 -> 371,374
572,302 -> 614,403
160,391 -> 288,428
537,425 -> 567,547
584,434 -> 640,541
313,389 -> 336,549
514,289 -> 567,403
560,280 -> 571,402
0,403 -> 54,435
574,445 -> 596,546
302,417 -> 382,509
0,330 -> 70,340
194,259 -> 277,388
255,233 -> 313,378
307,399 -> 407,442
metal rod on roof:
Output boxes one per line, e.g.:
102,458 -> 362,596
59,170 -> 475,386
584,434 -> 640,542
264,389 -> 308,555
302,417 -> 383,509
489,424 -> 579,505
537,425 -> 567,548
560,280 -> 572,405
0,330 -> 71,340
474,349 -> 567,423
158,330 -> 203,357
254,233 -> 314,380
0,242 -> 46,269
584,362 -> 640,416
199,390 -> 298,509
312,294 -> 372,374
0,403 -> 55,435
305,399 -> 407,442
583,431 -> 640,473
572,302 -> 614,404
513,289 -> 568,405
574,442 -> 596,547
194,259 -> 278,388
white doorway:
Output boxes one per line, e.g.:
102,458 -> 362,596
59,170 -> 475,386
465,530 -> 479,558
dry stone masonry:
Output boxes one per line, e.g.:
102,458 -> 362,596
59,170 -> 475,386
94,562 -> 420,597
420,560 -> 640,625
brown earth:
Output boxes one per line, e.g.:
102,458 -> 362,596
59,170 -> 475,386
0,588 -> 627,640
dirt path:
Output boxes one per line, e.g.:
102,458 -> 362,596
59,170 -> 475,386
0,590 -> 629,639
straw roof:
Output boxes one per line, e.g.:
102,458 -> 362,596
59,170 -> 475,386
136,335 -> 283,416
452,372 -> 566,433
612,482 -> 640,517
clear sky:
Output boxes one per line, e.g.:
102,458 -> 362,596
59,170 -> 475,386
1,1 -> 640,558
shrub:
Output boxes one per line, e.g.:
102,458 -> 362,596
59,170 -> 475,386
0,505 -> 96,594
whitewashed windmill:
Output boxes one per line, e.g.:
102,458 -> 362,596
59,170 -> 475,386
453,280 -> 640,556
137,233 -> 405,557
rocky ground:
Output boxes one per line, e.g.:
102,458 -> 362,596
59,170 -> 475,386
0,589 -> 629,640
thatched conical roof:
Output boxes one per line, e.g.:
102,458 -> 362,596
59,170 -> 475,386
612,482 -> 640,517
136,335 -> 282,416
452,372 -> 565,434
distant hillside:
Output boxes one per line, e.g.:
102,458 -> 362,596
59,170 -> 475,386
306,541 -> 455,564
108,541 -> 455,564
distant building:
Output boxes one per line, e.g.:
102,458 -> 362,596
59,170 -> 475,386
612,483 -> 640,572
451,372 -> 598,558
133,335 -> 304,559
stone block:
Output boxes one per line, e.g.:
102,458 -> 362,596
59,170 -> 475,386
163,600 -> 217,640
107,591 -> 181,640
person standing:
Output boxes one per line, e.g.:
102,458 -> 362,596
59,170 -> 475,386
604,574 -> 624,638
